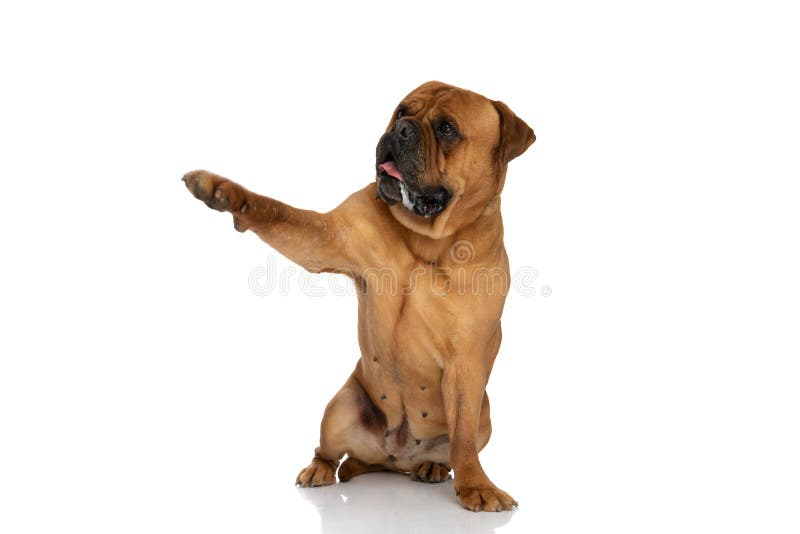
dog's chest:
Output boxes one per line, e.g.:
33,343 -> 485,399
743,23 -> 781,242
354,262 -> 468,432
359,263 -> 457,360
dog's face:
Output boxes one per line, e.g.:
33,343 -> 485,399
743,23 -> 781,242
376,81 -> 535,238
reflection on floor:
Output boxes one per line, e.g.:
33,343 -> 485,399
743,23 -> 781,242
297,472 -> 515,534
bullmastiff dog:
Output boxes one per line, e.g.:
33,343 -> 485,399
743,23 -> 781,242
183,81 -> 535,511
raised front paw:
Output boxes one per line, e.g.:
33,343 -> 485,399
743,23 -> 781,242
455,482 -> 518,512
182,170 -> 249,214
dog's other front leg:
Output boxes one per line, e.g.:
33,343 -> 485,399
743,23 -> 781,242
442,348 -> 517,512
183,170 -> 356,274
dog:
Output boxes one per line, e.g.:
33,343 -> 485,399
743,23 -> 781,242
183,81 -> 535,512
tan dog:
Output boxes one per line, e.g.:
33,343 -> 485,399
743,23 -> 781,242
183,81 -> 535,512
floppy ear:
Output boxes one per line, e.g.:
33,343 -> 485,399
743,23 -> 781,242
492,100 -> 536,165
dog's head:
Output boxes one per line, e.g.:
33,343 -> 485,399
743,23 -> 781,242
376,81 -> 535,238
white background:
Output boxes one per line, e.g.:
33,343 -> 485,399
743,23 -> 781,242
1,1 -> 798,533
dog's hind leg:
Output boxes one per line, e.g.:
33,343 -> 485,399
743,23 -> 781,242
296,374 -> 387,487
337,457 -> 387,482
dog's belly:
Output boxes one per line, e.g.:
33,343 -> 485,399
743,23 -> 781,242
347,261 -> 500,468
357,286 -> 450,414
349,280 -> 458,467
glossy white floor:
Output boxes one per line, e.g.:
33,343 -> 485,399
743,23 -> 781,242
294,472 -> 516,534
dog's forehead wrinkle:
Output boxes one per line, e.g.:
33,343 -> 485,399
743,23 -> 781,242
401,97 -> 426,116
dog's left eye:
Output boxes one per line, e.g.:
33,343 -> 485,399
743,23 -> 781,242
436,121 -> 458,138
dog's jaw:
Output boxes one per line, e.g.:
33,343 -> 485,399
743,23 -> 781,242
399,182 -> 415,213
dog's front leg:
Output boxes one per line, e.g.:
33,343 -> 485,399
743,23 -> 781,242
443,355 -> 517,512
183,170 -> 356,274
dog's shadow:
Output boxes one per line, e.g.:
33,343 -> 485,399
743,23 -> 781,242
297,472 -> 515,534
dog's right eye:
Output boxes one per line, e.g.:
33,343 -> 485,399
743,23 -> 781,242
396,107 -> 407,120
436,120 -> 458,139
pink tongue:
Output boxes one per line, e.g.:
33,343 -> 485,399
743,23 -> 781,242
378,161 -> 404,181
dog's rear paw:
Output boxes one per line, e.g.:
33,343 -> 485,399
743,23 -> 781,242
296,458 -> 337,488
410,461 -> 451,483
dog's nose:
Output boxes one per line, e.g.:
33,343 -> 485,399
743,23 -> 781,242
395,119 -> 416,141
